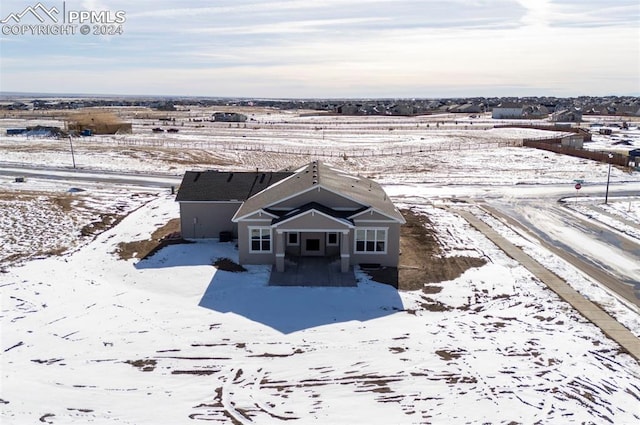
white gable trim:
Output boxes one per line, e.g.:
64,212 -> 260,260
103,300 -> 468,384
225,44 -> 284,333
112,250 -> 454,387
271,208 -> 354,229
232,208 -> 279,222
263,184 -> 367,212
178,200 -> 243,204
349,207 -> 405,223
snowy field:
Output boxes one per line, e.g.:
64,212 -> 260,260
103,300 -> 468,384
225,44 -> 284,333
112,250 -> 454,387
3,194 -> 639,424
1,108 -> 639,424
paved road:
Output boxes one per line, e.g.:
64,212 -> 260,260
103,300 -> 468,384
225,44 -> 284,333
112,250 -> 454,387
388,180 -> 640,308
0,164 -> 182,188
454,208 -> 640,361
482,203 -> 640,308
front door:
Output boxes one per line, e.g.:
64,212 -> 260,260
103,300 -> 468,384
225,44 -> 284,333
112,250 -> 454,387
301,232 -> 325,256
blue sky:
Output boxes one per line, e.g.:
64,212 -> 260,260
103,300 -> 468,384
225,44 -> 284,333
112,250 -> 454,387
1,0 -> 638,98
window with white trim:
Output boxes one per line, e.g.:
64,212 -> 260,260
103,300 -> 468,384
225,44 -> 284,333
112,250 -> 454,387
355,228 -> 386,253
249,227 -> 271,252
287,232 -> 299,246
326,232 -> 339,246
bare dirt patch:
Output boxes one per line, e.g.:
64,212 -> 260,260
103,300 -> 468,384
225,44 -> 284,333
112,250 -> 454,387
365,208 -> 486,290
435,350 -> 464,361
125,359 -> 157,372
116,218 -> 186,260
81,213 -> 124,237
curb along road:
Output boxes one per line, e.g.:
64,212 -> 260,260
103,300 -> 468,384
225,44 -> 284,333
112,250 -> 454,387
452,207 -> 640,362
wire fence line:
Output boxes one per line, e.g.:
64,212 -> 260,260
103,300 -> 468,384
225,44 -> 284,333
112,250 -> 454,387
108,138 -> 522,158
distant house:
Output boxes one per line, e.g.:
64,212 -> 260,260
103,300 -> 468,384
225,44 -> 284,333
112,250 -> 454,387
551,108 -> 582,123
176,161 -> 405,273
389,104 -> 415,115
491,102 -> 524,119
213,112 -> 247,122
523,105 -> 549,118
336,104 -> 360,115
451,103 -> 485,114
629,149 -> 640,168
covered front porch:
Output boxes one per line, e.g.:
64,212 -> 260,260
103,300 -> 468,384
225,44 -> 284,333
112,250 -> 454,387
268,256 -> 357,287
271,204 -> 354,274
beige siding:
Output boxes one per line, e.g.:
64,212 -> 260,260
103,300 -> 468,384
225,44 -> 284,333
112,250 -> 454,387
352,209 -> 396,222
350,223 -> 401,267
276,211 -> 351,231
284,232 -> 302,256
270,187 -> 363,210
238,221 -> 275,265
180,202 -> 241,239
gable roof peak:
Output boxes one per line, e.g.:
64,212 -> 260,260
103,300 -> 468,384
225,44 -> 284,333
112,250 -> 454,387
233,160 -> 404,223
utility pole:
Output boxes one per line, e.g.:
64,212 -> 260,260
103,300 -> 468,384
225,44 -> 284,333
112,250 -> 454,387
605,153 -> 613,204
69,136 -> 76,169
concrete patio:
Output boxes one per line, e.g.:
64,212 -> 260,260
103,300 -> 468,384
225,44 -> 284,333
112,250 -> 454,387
268,256 -> 357,287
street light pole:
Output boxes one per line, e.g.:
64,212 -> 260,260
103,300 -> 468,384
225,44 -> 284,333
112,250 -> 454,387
605,153 -> 613,204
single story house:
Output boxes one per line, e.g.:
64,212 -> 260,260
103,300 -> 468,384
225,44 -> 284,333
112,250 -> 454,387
491,102 -> 524,119
551,108 -> 582,123
176,161 -> 406,273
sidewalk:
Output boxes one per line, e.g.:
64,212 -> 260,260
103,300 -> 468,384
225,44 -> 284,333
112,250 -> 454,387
454,208 -> 640,361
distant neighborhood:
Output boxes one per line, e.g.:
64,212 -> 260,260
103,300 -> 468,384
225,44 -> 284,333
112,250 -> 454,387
1,95 -> 639,118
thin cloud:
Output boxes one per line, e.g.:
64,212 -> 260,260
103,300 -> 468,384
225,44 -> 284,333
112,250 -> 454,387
0,0 -> 638,96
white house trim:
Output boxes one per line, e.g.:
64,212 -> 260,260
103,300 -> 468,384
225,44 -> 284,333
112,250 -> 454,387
271,208 -> 355,229
180,200 -> 243,204
354,227 -> 388,255
232,208 -> 279,222
349,207 -> 405,223
258,184 -> 366,214
248,226 -> 272,253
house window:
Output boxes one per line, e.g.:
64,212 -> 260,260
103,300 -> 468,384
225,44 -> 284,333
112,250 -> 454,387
249,227 -> 271,253
287,232 -> 299,246
326,232 -> 339,246
355,228 -> 387,253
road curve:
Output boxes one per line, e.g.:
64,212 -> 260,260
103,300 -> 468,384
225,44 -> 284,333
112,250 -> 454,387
481,203 -> 639,308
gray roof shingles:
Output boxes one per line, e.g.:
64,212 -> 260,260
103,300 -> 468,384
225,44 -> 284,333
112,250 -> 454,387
233,161 -> 405,223
175,170 -> 293,202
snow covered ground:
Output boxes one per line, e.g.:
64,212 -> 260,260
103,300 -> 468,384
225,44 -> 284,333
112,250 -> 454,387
0,177 -> 158,268
1,109 -> 639,424
2,194 -> 639,424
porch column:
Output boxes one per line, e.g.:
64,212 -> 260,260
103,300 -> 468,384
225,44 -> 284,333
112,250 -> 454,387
275,230 -> 285,272
340,230 -> 350,273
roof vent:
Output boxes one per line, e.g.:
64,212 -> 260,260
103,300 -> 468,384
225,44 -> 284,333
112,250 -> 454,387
312,179 -> 318,185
